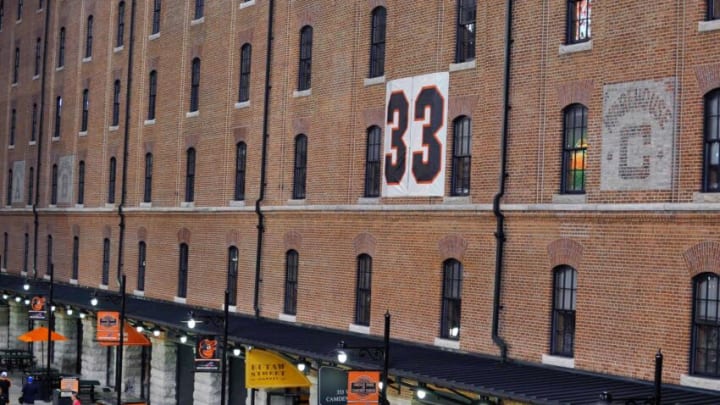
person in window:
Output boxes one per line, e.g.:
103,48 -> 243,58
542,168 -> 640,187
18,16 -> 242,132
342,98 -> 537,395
20,376 -> 38,405
0,371 -> 10,405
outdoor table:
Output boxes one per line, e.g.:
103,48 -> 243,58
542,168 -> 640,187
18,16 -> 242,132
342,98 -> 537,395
0,350 -> 35,371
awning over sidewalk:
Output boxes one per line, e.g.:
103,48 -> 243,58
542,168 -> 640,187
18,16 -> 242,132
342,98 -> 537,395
2,274 -> 720,405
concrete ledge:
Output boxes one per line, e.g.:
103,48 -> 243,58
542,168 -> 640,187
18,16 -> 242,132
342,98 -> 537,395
99,284 -> 108,290
69,279 -> 78,285
542,354 -> 575,369
240,0 -> 256,9
109,125 -> 119,132
681,374 -> 720,391
699,19 -> 720,32
434,337 -> 460,350
186,111 -> 199,118
449,59 -> 476,72
444,196 -> 471,204
113,45 -> 124,53
293,89 -> 311,98
363,76 -> 385,87
133,290 -> 145,297
559,40 -> 592,55
78,131 -> 87,137
190,17 -> 205,26
144,119 -> 156,126
693,192 -> 720,203
28,141 -> 36,146
229,200 -> 245,207
173,296 -> 186,304
552,193 -> 587,204
180,201 -> 194,208
149,33 -> 160,41
234,101 -> 250,109
139,202 -> 152,208
357,197 -> 380,205
278,313 -> 297,323
348,324 -> 370,335
82,57 -> 92,63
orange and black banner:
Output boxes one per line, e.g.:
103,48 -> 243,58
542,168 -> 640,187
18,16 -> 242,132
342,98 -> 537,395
96,311 -> 120,342
347,371 -> 380,405
195,335 -> 220,372
28,295 -> 46,320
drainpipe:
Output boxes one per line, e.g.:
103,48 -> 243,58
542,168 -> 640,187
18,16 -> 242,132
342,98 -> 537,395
253,0 -> 275,318
117,0 -> 137,284
32,0 -> 52,280
492,0 -> 514,362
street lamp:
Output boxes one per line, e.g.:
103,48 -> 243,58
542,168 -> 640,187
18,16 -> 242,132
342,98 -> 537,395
183,290 -> 230,405
595,350 -> 663,405
336,311 -> 391,405
90,274 -> 127,405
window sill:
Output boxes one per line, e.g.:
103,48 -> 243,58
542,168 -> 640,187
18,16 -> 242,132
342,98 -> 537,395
293,89 -> 311,98
149,32 -> 161,41
449,59 -> 476,72
113,45 -> 124,53
173,296 -> 187,304
139,202 -> 152,208
99,284 -> 109,290
680,374 -> 720,391
109,125 -> 119,132
55,66 -> 64,72
363,76 -> 385,87
82,56 -> 92,63
28,141 -> 36,146
7,145 -> 15,150
16,19 -> 21,25
133,290 -> 145,297
69,279 -> 78,285
234,101 -> 250,109
51,136 -> 60,142
37,8 -> 43,14
288,198 -> 306,205
559,40 -> 592,55
224,304 -> 237,312
541,354 -> 575,369
190,17 -> 205,26
11,82 -> 19,88
78,131 -> 87,137
357,197 -> 380,205
33,75 -> 39,80
552,193 -> 586,204
20,271 -> 27,277
74,204 -> 84,208
444,195 -> 470,204
48,204 -> 57,208
693,192 -> 720,203
180,201 -> 195,208
186,111 -> 199,118
43,274 -> 51,281
278,313 -> 297,323
229,200 -> 245,207
699,19 -> 720,32
348,324 -> 370,335
433,337 -> 460,350
144,119 -> 156,126
240,0 -> 256,9
26,204 -> 32,209
0,268 -> 6,273
105,203 -> 116,208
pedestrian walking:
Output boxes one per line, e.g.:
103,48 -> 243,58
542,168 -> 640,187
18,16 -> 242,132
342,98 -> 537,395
20,376 -> 38,405
0,371 -> 10,405
71,391 -> 80,405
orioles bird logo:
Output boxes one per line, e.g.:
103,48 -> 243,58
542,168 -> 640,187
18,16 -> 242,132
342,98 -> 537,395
198,338 -> 217,359
31,296 -> 45,311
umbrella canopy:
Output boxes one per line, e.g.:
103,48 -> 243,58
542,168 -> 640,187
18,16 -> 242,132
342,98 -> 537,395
18,326 -> 68,342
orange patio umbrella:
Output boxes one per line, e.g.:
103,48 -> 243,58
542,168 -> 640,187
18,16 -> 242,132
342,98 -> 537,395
18,326 -> 68,342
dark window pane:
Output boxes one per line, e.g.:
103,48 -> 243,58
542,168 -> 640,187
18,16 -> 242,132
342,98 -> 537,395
567,0 -> 591,44
551,266 -> 577,356
293,135 -> 307,199
561,104 -> 587,194
355,254 -> 372,326
284,250 -> 299,315
455,0 -> 476,63
369,7 -> 386,78
440,259 -> 462,339
364,126 -> 382,197
297,26 -> 313,91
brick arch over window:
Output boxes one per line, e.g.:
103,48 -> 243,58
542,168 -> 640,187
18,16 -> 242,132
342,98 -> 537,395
137,227 -> 147,241
234,127 -> 248,144
556,80 -> 594,110
284,231 -> 302,251
438,234 -> 469,261
177,228 -> 191,244
363,107 -> 384,129
448,95 -> 479,119
102,225 -> 112,239
226,230 -> 241,247
71,224 -> 80,237
368,0 -> 387,9
695,64 -> 720,96
683,241 -> 720,278
292,117 -> 311,136
547,238 -> 583,269
353,232 -> 377,256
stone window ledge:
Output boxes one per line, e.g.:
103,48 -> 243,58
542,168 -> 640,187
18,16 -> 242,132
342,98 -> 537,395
680,374 -> 720,391
99,284 -> 109,290
113,45 -> 124,53
139,202 -> 152,208
434,337 -> 460,350
78,131 -> 88,137
105,203 -> 116,209
33,75 -> 40,80
28,141 -> 36,146
186,111 -> 199,118
357,197 -> 380,205
180,201 -> 194,208
7,145 -> 14,149
234,101 -> 250,109
190,17 -> 205,26
287,198 -> 306,205
12,82 -> 19,88
559,40 -> 592,55
0,268 -> 6,273
240,0 -> 256,9
55,66 -> 64,72
69,279 -> 78,285
51,137 -> 60,142
693,192 -> 720,203
552,193 -> 587,204
82,57 -> 92,63
74,204 -> 84,208
278,313 -> 296,323
293,89 -> 311,98
542,354 -> 575,369
149,33 -> 160,41
449,59 -> 476,72
699,19 -> 720,33
364,76 -> 385,87
348,324 -> 370,335
444,196 -> 471,204
133,290 -> 145,297
174,296 -> 187,304
109,126 -> 119,132
144,119 -> 156,126
229,200 -> 245,207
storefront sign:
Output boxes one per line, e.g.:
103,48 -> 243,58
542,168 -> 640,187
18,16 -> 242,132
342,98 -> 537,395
195,336 -> 220,372
347,371 -> 379,405
319,367 -> 347,405
28,296 -> 46,320
245,348 -> 311,388
96,311 -> 120,342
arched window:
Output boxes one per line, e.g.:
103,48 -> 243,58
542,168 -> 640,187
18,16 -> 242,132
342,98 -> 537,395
178,243 -> 189,298
293,135 -> 307,199
185,148 -> 196,202
72,236 -> 79,280
355,254 -> 372,326
2,233 -> 7,269
9,109 -> 15,146
561,104 -> 587,194
284,250 -> 299,315
692,273 -> 720,376
77,161 -> 85,205
190,58 -> 201,112
441,259 -> 462,339
239,44 -> 251,102
227,247 -> 239,306
194,0 -> 204,19
57,27 -> 65,67
451,116 -> 472,196
23,233 -> 29,273
551,265 -> 577,356
108,157 -> 117,204
81,88 -> 89,131
6,170 -> 12,206
148,70 -> 157,120
144,153 -> 153,203
705,90 -> 720,192
137,241 -> 146,291
16,0 -> 21,20
297,26 -> 313,91
102,238 -> 110,285
50,164 -> 58,205
369,7 -> 386,78
364,126 -> 381,198
234,142 -> 247,201
112,80 -> 121,126
116,1 -> 125,48
85,15 -> 93,58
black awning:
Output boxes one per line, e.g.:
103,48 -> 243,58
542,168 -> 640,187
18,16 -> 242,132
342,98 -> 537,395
2,274 -> 720,405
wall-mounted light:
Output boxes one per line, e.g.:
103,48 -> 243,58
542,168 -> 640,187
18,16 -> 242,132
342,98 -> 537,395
23,299 -> 30,306
90,297 -> 98,306
23,282 -> 30,291
179,335 -> 188,344
66,307 -> 73,316
79,312 -> 86,319
416,389 -> 427,400
2,294 -> 8,300
153,329 -> 161,337
136,325 -> 144,333
14,296 -> 21,303
337,350 -> 348,364
51,305 -> 56,312
297,362 -> 306,372
233,348 -> 241,357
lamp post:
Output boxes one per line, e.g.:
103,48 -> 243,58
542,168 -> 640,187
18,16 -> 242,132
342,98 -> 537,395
90,274 -> 126,405
185,290 -> 230,405
596,350 -> 663,405
22,263 -> 55,400
337,311 -> 391,405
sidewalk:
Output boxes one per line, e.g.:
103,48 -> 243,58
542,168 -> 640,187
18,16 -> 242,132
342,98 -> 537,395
5,370 -> 53,405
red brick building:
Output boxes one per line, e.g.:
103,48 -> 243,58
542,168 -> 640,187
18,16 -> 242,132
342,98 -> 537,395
3,0 -> 720,404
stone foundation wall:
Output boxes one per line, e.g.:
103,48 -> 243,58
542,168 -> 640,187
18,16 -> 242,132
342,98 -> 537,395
150,338 -> 177,405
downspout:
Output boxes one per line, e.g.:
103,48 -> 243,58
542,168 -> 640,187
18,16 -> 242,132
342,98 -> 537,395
492,0 -> 513,362
32,0 -> 52,280
116,0 -> 137,284
253,0 -> 275,318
